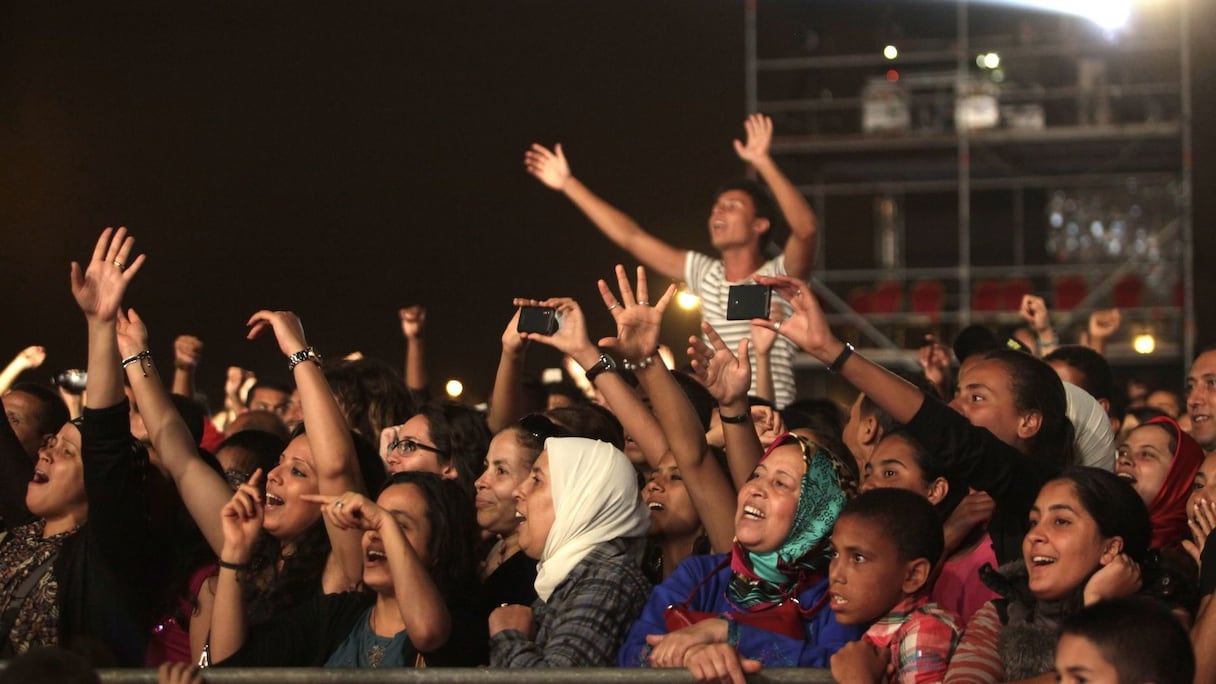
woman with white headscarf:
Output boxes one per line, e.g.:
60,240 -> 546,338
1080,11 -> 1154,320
488,436 -> 651,667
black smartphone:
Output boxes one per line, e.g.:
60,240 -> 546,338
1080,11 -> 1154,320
517,306 -> 559,335
726,284 -> 772,321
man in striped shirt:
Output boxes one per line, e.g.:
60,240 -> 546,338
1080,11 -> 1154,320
524,113 -> 817,408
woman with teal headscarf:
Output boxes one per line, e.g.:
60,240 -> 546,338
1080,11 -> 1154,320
619,433 -> 866,680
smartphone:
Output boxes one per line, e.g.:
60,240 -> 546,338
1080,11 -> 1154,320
726,284 -> 772,321
517,306 -> 559,335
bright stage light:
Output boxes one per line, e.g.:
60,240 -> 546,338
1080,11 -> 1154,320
677,290 -> 700,311
445,379 -> 464,398
883,45 -> 899,60
1133,333 -> 1156,355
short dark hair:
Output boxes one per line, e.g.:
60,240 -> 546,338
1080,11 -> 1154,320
8,382 -> 69,436
245,379 -> 293,407
874,428 -> 966,518
1044,345 -> 1114,402
1059,597 -> 1194,684
983,349 -> 1076,466
714,179 -> 780,248
783,398 -> 845,440
858,370 -> 937,436
839,487 -> 944,570
215,428 -> 288,478
0,645 -> 99,684
546,403 -> 625,450
324,358 -> 414,442
1051,466 -> 1151,564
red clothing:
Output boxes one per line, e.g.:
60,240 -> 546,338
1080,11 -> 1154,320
1141,416 -> 1203,548
863,594 -> 962,684
931,534 -> 1000,625
145,563 -> 217,666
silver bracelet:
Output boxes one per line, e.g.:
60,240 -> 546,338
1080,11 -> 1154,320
121,350 -> 153,377
621,354 -> 656,372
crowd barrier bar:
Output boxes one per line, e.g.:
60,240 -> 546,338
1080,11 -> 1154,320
92,667 -> 835,683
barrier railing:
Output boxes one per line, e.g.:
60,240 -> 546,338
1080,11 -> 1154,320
93,668 -> 836,683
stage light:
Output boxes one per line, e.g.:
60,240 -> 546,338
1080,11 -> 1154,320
1133,333 -> 1156,355
445,379 -> 464,398
978,1 -> 1132,30
883,45 -> 898,60
983,52 -> 1001,69
677,290 -> 700,311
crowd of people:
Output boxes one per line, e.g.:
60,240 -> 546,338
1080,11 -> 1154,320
1,115 -> 1213,684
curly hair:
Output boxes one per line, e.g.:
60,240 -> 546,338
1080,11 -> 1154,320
415,402 -> 491,495
324,357 -> 415,444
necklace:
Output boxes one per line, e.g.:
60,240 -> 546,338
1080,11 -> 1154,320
482,536 -> 520,579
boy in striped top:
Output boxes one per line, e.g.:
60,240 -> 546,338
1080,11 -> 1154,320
525,113 -> 817,408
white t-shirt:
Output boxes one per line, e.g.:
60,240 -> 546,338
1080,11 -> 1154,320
684,251 -> 800,408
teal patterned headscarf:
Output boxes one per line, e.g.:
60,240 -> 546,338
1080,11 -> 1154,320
727,433 -> 857,610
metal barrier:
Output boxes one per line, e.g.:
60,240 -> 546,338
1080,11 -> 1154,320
93,668 -> 835,683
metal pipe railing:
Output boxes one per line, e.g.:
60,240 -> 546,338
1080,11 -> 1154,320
90,668 -> 836,683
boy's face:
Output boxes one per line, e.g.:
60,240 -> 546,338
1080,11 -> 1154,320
827,515 -> 922,625
1054,634 -> 1119,684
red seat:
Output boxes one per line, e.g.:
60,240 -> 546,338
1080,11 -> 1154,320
972,279 -> 1002,312
1054,276 -> 1088,311
872,280 -> 904,314
846,287 -> 873,315
910,280 -> 945,320
1001,278 -> 1032,312
1113,274 -> 1143,309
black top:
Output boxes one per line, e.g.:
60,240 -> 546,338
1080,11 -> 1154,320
483,551 -> 538,612
905,396 -> 1063,564
218,590 -> 489,667
58,400 -> 161,665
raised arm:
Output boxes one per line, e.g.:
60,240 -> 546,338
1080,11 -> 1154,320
690,322 -> 766,489
516,294 -> 669,469
598,265 -> 736,552
734,114 -> 817,279
116,309 -> 231,553
399,306 -> 429,400
0,346 -> 46,394
246,311 -> 363,590
308,491 -> 452,652
171,335 -> 203,398
524,143 -> 686,281
71,227 -> 145,409
1018,295 -> 1058,357
486,306 -> 528,434
209,471 -> 265,663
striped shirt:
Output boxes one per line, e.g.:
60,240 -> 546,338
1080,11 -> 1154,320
685,251 -> 800,408
943,601 -> 1005,684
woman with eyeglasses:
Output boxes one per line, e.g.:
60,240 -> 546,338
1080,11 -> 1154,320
378,401 -> 491,496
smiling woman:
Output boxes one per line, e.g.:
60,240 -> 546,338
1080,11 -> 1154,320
620,434 -> 866,676
1114,416 -> 1203,549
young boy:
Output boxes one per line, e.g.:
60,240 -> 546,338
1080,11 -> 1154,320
1055,597 -> 1194,684
828,488 -> 962,684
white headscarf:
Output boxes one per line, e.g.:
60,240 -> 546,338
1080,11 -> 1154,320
533,437 -> 650,602
1064,381 -> 1116,471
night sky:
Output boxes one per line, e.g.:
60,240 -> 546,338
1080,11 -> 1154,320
2,1 -> 1212,406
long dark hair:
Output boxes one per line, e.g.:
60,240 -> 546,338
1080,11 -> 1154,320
415,402 -> 491,495
1050,466 -> 1151,564
381,471 -> 480,602
983,349 -> 1076,466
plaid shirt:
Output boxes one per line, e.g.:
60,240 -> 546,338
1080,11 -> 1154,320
490,538 -> 650,667
863,595 -> 962,684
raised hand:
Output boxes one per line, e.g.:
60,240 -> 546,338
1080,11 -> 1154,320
219,469 -> 265,562
752,275 -> 840,361
1019,294 -> 1052,334
918,334 -> 953,399
1089,308 -> 1122,341
1184,498 -> 1216,567
174,335 -> 203,369
14,346 -> 47,370
732,113 -> 774,166
513,297 -> 595,360
70,226 -> 146,322
597,264 -> 675,364
524,143 -> 572,191
115,308 -> 151,359
399,306 -> 427,341
302,491 -> 387,533
688,322 -> 751,408
501,306 -> 527,354
246,310 -> 309,357
1083,553 -> 1142,606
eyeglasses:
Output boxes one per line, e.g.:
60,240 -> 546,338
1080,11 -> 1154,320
518,414 -> 571,443
386,436 -> 447,457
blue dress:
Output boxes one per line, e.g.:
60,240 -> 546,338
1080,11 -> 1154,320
619,553 -> 866,668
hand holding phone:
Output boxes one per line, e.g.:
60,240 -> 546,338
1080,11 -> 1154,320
517,306 -> 559,335
726,285 -> 772,321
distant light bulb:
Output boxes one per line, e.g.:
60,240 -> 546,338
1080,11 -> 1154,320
982,52 -> 1001,69
1133,334 -> 1156,355
677,291 -> 700,311
445,379 -> 464,398
883,45 -> 898,60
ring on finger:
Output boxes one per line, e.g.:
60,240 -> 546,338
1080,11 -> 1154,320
607,304 -> 619,311
113,260 -> 126,270
335,501 -> 345,509
774,320 -> 783,332
638,301 -> 650,306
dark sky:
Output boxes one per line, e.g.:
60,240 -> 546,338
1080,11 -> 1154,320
1,1 -> 1212,405
0,1 -> 745,404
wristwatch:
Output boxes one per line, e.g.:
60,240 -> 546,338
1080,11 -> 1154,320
287,346 -> 322,371
584,353 -> 618,383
